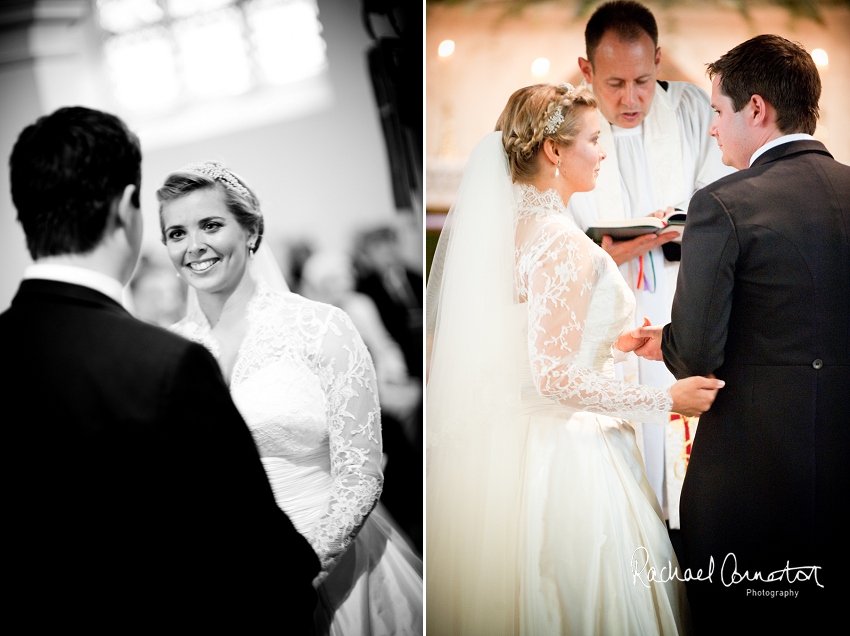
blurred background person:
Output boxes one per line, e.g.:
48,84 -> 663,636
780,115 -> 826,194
128,253 -> 187,327
283,237 -> 319,296
354,222 -> 424,385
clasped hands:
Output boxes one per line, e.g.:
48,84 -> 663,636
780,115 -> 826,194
615,317 -> 663,360
617,317 -> 725,417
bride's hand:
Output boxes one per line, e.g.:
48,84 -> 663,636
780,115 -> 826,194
630,322 -> 664,361
669,376 -> 725,417
616,317 -> 651,353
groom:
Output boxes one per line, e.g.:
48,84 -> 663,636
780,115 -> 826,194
2,107 -> 319,630
633,35 -> 850,633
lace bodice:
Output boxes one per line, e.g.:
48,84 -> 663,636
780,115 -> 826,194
171,281 -> 383,570
514,183 -> 672,423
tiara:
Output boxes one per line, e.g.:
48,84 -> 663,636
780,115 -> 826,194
181,161 -> 251,198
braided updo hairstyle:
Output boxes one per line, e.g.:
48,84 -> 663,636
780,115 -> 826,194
496,83 -> 597,182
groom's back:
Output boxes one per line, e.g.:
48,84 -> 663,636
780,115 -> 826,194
5,279 -> 199,435
2,279 -> 319,628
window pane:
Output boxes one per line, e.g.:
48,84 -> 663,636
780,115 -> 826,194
99,0 -> 329,117
167,0 -> 235,19
173,8 -> 253,99
104,27 -> 180,112
247,0 -> 327,85
97,0 -> 164,34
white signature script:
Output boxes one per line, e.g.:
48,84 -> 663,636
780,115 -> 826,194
630,547 -> 823,589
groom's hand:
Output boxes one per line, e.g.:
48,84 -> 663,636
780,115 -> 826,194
630,324 -> 664,361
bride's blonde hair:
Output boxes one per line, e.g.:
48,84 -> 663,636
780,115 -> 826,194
496,83 -> 597,182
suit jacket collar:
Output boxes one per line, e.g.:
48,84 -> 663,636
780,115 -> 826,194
750,139 -> 833,168
13,278 -> 129,316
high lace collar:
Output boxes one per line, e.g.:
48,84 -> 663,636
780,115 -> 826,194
514,183 -> 569,218
184,279 -> 272,332
180,280 -> 274,362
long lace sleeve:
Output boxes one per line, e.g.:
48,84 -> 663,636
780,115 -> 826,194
517,214 -> 672,423
309,307 -> 383,572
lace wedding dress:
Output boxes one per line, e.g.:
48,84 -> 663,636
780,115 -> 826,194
427,130 -> 690,634
514,184 -> 691,634
172,281 -> 423,635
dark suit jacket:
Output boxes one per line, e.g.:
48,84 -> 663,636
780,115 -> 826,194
662,140 -> 850,631
2,279 -> 320,631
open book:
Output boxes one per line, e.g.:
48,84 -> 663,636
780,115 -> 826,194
586,210 -> 686,244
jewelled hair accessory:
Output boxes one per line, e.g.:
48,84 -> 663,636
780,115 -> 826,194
544,108 -> 565,135
181,161 -> 251,198
544,83 -> 576,134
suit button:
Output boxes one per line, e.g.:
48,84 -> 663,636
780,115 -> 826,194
812,359 -> 823,369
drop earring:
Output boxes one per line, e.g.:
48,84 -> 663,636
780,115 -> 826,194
555,160 -> 561,178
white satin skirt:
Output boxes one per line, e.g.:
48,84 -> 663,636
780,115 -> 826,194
519,396 -> 692,635
263,453 -> 423,636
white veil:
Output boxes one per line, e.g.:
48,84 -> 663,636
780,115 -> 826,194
248,241 -> 291,294
184,242 -> 290,318
425,131 -> 528,635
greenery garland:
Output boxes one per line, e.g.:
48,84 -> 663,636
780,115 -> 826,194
426,0 -> 850,25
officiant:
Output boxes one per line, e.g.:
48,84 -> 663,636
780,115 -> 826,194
562,0 -> 734,550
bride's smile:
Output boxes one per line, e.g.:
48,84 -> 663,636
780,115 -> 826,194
187,257 -> 220,272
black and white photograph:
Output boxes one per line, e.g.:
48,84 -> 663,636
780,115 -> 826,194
3,0 -> 850,634
1,0 -> 422,632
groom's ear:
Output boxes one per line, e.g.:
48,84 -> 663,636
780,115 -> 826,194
114,184 -> 139,229
748,94 -> 774,130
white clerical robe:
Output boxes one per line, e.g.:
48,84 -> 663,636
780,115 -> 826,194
566,80 -> 735,527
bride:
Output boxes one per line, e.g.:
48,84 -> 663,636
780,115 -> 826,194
156,161 -> 423,635
426,83 -> 724,635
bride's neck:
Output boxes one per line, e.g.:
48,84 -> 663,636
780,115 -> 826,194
197,272 -> 256,329
524,174 -> 575,206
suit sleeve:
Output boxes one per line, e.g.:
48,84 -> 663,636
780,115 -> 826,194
662,186 -> 738,378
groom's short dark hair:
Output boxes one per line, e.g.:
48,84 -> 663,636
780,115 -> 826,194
707,34 -> 821,135
9,106 -> 142,259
